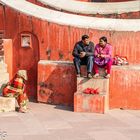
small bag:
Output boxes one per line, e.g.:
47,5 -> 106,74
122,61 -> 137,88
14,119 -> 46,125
94,57 -> 110,66
113,55 -> 129,65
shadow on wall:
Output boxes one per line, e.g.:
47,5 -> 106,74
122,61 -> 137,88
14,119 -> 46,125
37,62 -> 77,107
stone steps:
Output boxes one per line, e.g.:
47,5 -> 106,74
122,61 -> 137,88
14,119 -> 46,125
74,77 -> 109,113
74,91 -> 105,113
74,65 -> 109,113
77,77 -> 109,93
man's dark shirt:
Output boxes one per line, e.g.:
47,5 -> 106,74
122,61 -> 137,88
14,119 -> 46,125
72,41 -> 94,58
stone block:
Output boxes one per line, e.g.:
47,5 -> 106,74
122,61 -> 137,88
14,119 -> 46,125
76,76 -> 109,112
110,65 -> 140,109
0,96 -> 15,112
37,60 -> 77,106
74,91 -> 105,113
77,77 -> 109,93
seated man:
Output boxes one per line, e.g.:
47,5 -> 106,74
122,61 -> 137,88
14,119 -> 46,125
72,35 -> 94,78
2,70 -> 28,113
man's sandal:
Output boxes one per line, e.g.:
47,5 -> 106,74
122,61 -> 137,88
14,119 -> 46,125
93,73 -> 99,78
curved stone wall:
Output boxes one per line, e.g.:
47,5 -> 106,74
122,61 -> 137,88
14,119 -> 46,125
0,0 -> 139,31
0,0 -> 140,108
37,0 -> 140,15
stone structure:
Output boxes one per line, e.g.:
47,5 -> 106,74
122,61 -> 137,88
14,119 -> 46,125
0,0 -> 139,110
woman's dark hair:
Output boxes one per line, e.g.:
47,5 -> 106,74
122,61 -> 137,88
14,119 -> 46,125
99,36 -> 107,43
82,34 -> 89,40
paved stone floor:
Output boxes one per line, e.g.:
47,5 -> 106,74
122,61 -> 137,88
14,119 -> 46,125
0,102 -> 140,140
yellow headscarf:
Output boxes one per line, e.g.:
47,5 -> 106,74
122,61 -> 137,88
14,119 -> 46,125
17,70 -> 28,80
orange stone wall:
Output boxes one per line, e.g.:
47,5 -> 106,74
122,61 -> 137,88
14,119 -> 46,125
109,66 -> 140,109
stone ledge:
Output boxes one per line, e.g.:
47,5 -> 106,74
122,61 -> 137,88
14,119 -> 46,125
38,0 -> 140,14
109,65 -> 140,109
0,96 -> 15,112
77,77 -> 109,93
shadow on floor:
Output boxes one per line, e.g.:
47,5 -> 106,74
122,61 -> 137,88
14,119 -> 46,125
54,104 -> 73,112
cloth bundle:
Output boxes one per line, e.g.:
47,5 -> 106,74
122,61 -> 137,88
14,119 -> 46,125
113,55 -> 129,65
83,88 -> 99,95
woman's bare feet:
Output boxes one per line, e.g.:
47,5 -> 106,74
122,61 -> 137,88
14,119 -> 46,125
105,74 -> 110,79
18,107 -> 28,113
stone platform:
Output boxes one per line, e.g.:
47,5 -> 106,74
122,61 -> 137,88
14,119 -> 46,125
74,92 -> 105,113
37,60 -> 77,106
74,76 -> 109,113
110,65 -> 140,109
0,96 -> 15,112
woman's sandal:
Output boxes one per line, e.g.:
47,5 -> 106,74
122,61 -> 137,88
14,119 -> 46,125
105,74 -> 110,79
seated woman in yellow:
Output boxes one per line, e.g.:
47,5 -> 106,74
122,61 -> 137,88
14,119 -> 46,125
2,70 -> 28,113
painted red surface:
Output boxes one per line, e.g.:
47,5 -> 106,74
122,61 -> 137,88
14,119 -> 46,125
37,61 -> 77,106
109,66 -> 140,109
74,91 -> 105,113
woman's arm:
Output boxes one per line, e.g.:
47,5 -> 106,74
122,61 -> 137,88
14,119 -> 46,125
101,44 -> 112,58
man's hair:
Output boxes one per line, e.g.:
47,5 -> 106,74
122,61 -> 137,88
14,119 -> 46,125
82,35 -> 89,40
99,36 -> 107,43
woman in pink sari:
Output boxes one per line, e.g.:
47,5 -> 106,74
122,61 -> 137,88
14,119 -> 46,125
93,36 -> 112,78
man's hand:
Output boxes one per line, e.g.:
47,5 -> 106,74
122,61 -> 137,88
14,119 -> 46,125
80,52 -> 86,58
